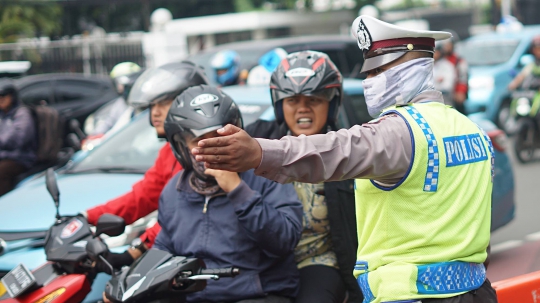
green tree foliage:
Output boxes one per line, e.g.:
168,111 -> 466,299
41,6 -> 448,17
0,1 -> 62,43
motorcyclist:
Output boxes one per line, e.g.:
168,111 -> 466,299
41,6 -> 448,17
433,41 -> 457,106
245,51 -> 363,303
210,49 -> 245,86
84,62 -> 142,136
508,35 -> 540,91
0,78 -> 37,196
151,84 -> 302,302
82,61 -> 209,271
246,48 -> 288,86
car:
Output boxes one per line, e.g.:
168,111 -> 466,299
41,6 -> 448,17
15,73 -> 119,126
457,25 -> 540,132
188,35 -> 365,84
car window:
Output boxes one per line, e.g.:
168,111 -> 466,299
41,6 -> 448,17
70,112 -> 164,173
457,39 -> 520,66
344,43 -> 364,78
55,80 -> 104,103
343,93 -> 370,125
19,82 -> 54,106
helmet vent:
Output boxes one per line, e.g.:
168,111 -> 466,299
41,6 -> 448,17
214,104 -> 220,114
195,109 -> 207,117
172,115 -> 185,121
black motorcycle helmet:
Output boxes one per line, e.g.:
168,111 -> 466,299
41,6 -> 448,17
270,51 -> 343,129
127,61 -> 209,125
164,85 -> 243,177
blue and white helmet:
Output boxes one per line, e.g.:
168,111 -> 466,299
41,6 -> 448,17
211,50 -> 240,86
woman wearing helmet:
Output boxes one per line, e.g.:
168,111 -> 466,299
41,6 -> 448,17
153,85 -> 302,303
0,78 -> 37,196
245,51 -> 362,303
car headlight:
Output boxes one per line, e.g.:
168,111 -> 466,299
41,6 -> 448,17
469,76 -> 495,90
516,97 -> 531,116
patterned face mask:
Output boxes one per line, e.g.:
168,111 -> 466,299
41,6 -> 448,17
362,58 -> 435,118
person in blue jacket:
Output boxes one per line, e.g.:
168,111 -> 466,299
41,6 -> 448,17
154,84 -> 303,303
0,78 -> 36,196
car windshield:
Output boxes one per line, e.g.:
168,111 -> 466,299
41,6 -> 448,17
68,112 -> 165,174
457,39 -> 520,66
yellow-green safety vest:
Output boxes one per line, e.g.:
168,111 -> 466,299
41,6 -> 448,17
354,102 -> 494,303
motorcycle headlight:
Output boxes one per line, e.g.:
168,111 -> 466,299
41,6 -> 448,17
469,76 -> 495,90
516,97 -> 531,116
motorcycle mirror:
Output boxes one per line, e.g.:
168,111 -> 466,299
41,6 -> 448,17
95,214 -> 126,237
45,168 -> 61,220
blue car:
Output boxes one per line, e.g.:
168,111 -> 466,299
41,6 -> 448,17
458,25 -> 540,132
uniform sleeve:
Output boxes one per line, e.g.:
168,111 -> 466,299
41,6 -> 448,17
254,115 -> 412,184
0,107 -> 35,150
228,178 -> 303,257
86,145 -> 176,225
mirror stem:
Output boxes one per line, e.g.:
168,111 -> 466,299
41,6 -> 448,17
99,255 -> 115,277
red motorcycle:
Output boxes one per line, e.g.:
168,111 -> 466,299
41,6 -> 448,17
0,168 -> 126,303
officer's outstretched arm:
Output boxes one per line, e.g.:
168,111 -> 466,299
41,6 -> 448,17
194,117 -> 412,184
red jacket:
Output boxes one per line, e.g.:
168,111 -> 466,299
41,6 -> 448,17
86,143 -> 181,247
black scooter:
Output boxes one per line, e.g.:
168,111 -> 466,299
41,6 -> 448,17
100,248 -> 239,303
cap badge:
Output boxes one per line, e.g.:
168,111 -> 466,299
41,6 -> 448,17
356,20 -> 372,51
407,44 -> 414,50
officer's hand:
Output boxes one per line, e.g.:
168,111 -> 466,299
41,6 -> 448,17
192,124 -> 262,172
94,250 -> 134,275
204,169 -> 241,193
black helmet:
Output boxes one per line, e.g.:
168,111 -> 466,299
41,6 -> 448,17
164,85 -> 243,176
127,61 -> 209,109
270,51 -> 343,128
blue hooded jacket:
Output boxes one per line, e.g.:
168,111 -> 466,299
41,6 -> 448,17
154,169 -> 303,302
0,79 -> 37,168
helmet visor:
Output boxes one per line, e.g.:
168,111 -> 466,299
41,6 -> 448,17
128,68 -> 194,108
271,87 -> 339,103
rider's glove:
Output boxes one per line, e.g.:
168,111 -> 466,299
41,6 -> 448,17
94,250 -> 134,275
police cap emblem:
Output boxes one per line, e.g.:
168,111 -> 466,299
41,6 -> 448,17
356,20 -> 372,51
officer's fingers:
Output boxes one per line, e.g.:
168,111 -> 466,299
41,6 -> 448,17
195,153 -> 238,164
194,136 -> 232,151
217,124 -> 242,136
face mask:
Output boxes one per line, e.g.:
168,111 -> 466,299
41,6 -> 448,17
362,58 -> 435,118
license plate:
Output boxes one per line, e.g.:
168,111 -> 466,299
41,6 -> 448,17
0,264 -> 36,298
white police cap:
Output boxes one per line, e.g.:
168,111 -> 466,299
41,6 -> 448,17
351,15 -> 452,73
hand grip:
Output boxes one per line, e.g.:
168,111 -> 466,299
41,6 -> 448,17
199,267 -> 240,277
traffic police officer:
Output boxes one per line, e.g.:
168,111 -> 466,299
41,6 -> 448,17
192,16 -> 498,303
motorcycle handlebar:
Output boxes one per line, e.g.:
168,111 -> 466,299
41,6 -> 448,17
198,267 -> 240,278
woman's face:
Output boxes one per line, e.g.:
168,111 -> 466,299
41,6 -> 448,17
0,93 -> 13,112
282,95 -> 330,136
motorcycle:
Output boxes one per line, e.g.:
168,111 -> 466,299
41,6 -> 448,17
102,249 -> 240,303
510,89 -> 540,163
0,168 -> 126,303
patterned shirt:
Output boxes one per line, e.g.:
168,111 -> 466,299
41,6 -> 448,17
293,181 -> 338,269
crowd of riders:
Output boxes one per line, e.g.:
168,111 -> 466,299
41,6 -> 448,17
0,15 -> 510,303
